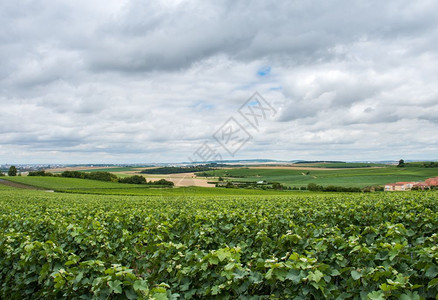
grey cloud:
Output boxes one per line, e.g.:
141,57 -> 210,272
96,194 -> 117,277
1,0 -> 438,163
83,0 -> 438,73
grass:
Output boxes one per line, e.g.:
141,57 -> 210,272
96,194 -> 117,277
5,177 -> 147,190
294,162 -> 388,168
3,177 -> 297,196
204,166 -> 438,187
59,186 -> 304,196
6,165 -> 438,193
0,183 -> 16,190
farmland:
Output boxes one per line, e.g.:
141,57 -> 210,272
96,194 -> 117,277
291,162 -> 389,168
1,184 -> 438,299
42,163 -> 438,189
200,166 -> 438,188
3,177 -> 289,196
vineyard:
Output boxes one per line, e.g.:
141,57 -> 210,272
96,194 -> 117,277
1,189 -> 438,299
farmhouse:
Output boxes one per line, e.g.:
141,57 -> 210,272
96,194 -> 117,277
384,176 -> 438,191
413,182 -> 430,190
384,182 -> 415,191
425,177 -> 438,186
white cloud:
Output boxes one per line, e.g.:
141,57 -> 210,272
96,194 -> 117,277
0,0 -> 437,163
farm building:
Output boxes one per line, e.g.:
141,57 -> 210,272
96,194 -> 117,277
384,176 -> 438,191
384,182 -> 416,191
413,182 -> 430,190
425,177 -> 438,186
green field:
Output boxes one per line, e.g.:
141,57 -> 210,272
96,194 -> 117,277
204,167 -> 438,188
1,186 -> 437,299
0,182 -> 16,190
5,176 -> 146,190
3,177 -> 293,196
293,162 -> 389,168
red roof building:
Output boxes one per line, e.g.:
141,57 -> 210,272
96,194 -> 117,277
385,176 -> 438,191
425,177 -> 438,186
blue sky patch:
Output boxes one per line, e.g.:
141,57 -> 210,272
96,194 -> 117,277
257,66 -> 271,77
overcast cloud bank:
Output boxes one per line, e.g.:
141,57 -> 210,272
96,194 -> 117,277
1,0 -> 437,163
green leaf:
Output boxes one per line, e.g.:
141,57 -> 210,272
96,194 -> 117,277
286,269 -> 301,284
125,289 -> 138,300
308,270 -> 324,283
65,260 -> 77,266
351,270 -> 362,280
151,292 -> 168,300
425,265 -> 438,278
208,256 -> 219,265
211,285 -> 220,295
400,291 -> 420,300
108,280 -> 122,294
367,291 -> 385,300
428,278 -> 438,288
216,249 -> 231,262
133,280 -> 149,292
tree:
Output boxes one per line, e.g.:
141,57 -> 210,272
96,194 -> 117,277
119,175 -> 146,184
8,166 -> 17,176
397,159 -> 405,168
272,182 -> 284,190
307,183 -> 322,191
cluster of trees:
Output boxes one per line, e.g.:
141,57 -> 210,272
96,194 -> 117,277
118,175 -> 174,186
397,159 -> 438,168
290,186 -> 309,191
28,170 -> 52,176
118,175 -> 146,184
307,183 -> 362,192
149,179 -> 174,186
397,159 -> 406,168
29,170 -> 119,182
0,166 -> 22,176
306,183 -> 383,192
217,181 -> 289,190
423,162 -> 438,168
62,171 -> 118,182
3,166 -> 18,176
28,170 -> 174,186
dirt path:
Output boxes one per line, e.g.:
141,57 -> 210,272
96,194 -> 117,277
111,171 -> 216,187
0,179 -> 41,190
141,173 -> 215,187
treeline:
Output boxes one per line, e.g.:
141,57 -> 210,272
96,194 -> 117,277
29,170 -> 118,182
307,183 -> 384,192
216,180 -> 289,190
118,176 -> 173,186
28,171 -> 173,186
422,162 -> 438,168
61,171 -> 118,182
28,170 -> 54,177
399,160 -> 438,168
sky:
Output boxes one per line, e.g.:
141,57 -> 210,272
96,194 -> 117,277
1,0 -> 437,164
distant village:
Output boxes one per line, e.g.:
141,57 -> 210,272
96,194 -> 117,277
385,177 -> 438,191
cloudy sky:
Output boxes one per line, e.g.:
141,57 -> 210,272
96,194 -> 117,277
1,0 -> 437,164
